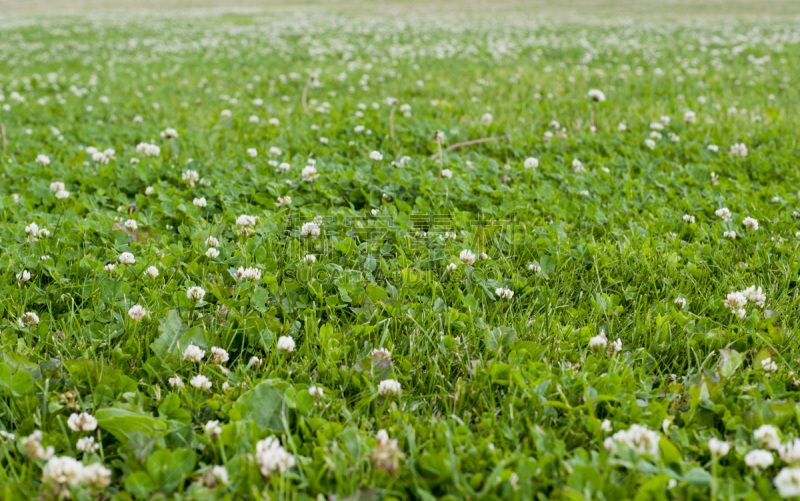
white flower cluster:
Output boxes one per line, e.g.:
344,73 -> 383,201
49,180 -> 70,199
87,147 -> 115,164
25,222 -> 50,241
301,222 -> 321,239
603,424 -> 659,456
724,285 -> 766,318
135,142 -> 161,157
67,413 -> 98,432
234,266 -> 262,281
42,456 -> 111,489
378,379 -> 402,396
255,437 -> 296,478
236,214 -> 258,236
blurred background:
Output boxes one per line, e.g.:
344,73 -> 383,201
3,0 -> 799,19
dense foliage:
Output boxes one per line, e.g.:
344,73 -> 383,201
1,12 -> 799,501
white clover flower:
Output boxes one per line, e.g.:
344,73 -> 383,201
744,286 -> 766,307
247,148 -> 258,158
50,181 -> 65,192
528,263 -> 541,273
22,430 -> 54,460
136,142 -> 161,157
708,438 -> 730,457
17,270 -> 31,282
124,219 -> 138,230
378,379 -> 402,396
235,267 -> 261,281
275,196 -> 292,207
204,420 -> 222,439
708,144 -> 719,152
601,420 -> 613,433
682,214 -> 695,224
236,214 -> 258,228
37,154 -> 51,165
220,109 -> 232,119
372,348 -> 392,359
762,357 -> 778,373
268,118 -> 279,126
187,287 -> 206,302
309,386 -> 324,398
211,347 -> 229,365
168,376 -> 184,388
441,169 -> 453,179
304,254 -> 316,265
745,449 -> 774,469
145,266 -> 159,278
301,222 -> 321,239
55,189 -> 70,199
104,263 -> 116,272
724,230 -> 737,239
183,344 -> 205,362
205,248 -> 220,259
18,311 -> 40,328
182,170 -> 200,186
674,297 -> 687,309
447,263 -> 458,271
249,356 -> 262,367
724,292 -> 747,310
481,113 -> 493,125
715,208 -> 732,221
779,439 -> 800,465
755,425 -> 781,449
83,462 -> 112,488
369,150 -> 383,161
190,375 -> 212,391
277,336 -> 296,353
683,110 -> 696,124
118,252 -> 135,264
644,139 -> 656,150
211,465 -> 229,485
495,287 -> 513,300
160,127 -> 179,139
607,425 -> 660,456
41,456 -> 84,486
571,159 -> 585,174
588,89 -> 606,102
128,304 -> 147,321
67,412 -> 97,432
617,123 -> 627,131
609,338 -> 623,353
775,467 -> 800,498
193,197 -> 207,208
255,437 -> 295,477
76,436 -> 99,454
302,165 -> 319,182
589,334 -> 608,352
459,249 -> 476,265
730,143 -> 748,157
743,217 -> 759,230
145,186 -> 155,195
206,236 -> 220,247
524,157 -> 539,169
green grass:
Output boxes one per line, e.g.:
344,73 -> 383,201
0,10 -> 799,501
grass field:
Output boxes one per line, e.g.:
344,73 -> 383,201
1,2 -> 800,500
